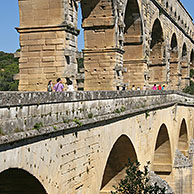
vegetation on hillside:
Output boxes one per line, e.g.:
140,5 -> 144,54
183,69 -> 194,95
0,51 -> 19,91
111,160 -> 166,194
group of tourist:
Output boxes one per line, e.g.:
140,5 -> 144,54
130,84 -> 165,91
151,84 -> 165,90
48,79 -> 165,92
47,78 -> 74,92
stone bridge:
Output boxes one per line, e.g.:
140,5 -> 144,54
0,91 -> 194,193
17,0 -> 194,91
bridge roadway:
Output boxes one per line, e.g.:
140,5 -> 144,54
0,90 -> 194,193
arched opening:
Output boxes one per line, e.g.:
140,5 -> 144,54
178,119 -> 189,156
77,3 -> 84,52
81,0 -> 121,91
180,43 -> 189,89
182,43 -> 187,58
100,135 -> 137,193
0,168 -> 47,194
149,19 -> 166,85
76,3 -> 85,91
153,124 -> 172,183
123,0 -> 144,89
169,33 -> 179,89
190,50 -> 194,83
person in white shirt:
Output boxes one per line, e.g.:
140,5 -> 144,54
66,78 -> 74,91
67,83 -> 74,91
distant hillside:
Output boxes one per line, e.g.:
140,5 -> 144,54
0,51 -> 19,91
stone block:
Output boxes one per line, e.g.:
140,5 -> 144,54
20,62 -> 40,68
19,58 -> 28,63
55,56 -> 65,61
28,33 -> 42,40
43,45 -> 56,51
28,68 -> 43,74
42,57 -> 55,62
45,39 -> 64,45
56,45 -> 65,51
40,61 -> 63,67
28,57 -> 41,63
29,46 -> 42,52
44,68 -> 57,73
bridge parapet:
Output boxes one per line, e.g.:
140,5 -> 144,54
0,91 -> 193,144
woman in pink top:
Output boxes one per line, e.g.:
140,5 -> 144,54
152,84 -> 157,90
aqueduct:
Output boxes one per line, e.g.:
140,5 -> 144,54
0,91 -> 194,193
2,0 -> 194,194
17,0 -> 194,91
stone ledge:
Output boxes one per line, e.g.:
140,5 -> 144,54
0,90 -> 193,108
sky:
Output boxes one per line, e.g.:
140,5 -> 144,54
0,0 -> 193,53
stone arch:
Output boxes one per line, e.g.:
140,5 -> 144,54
81,0 -> 121,91
100,135 -> 137,193
123,0 -> 144,89
180,43 -> 189,89
178,119 -> 189,156
149,19 -> 166,85
153,124 -> 172,182
0,168 -> 47,194
169,33 -> 179,89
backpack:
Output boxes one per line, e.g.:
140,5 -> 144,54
48,84 -> 52,92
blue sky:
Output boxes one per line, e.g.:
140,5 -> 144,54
0,0 -> 193,53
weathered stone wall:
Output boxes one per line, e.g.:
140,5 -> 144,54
0,90 -> 193,136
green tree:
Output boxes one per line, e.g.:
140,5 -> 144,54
0,51 -> 19,91
183,69 -> 194,95
111,160 -> 166,194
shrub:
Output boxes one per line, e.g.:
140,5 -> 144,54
111,160 -> 166,194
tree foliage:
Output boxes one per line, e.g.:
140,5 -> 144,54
111,160 -> 166,194
182,69 -> 194,95
0,51 -> 19,91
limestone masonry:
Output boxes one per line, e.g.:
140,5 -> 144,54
0,91 -> 194,193
17,0 -> 194,91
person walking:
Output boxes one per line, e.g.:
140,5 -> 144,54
47,80 -> 53,92
67,80 -> 74,91
143,85 -> 146,90
66,78 -> 74,91
152,84 -> 157,90
53,78 -> 64,92
162,85 -> 165,90
132,85 -> 136,90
